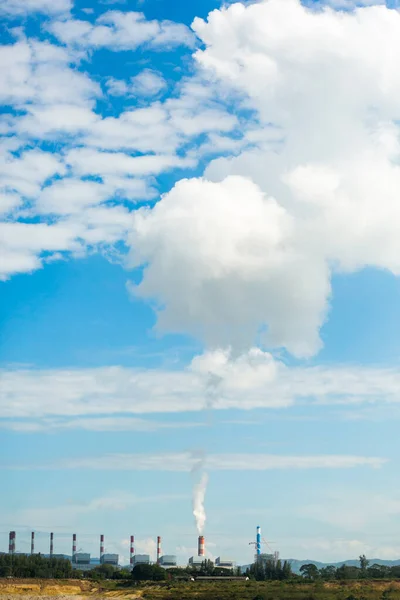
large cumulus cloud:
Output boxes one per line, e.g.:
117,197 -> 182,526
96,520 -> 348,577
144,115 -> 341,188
128,0 -> 400,356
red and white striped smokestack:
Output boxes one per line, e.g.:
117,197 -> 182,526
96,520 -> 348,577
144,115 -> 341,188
157,536 -> 161,563
72,534 -> 77,558
198,535 -> 205,557
100,534 -> 105,559
31,532 -> 35,555
50,533 -> 54,557
130,536 -> 134,565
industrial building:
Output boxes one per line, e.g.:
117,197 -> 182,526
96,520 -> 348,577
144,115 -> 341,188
251,526 -> 279,564
132,554 -> 150,566
101,554 -> 119,566
255,552 -> 279,564
215,557 -> 235,569
72,553 -> 91,570
159,555 -> 177,568
188,557 -> 209,569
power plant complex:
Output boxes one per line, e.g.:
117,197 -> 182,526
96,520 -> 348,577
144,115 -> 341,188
4,527 -> 275,571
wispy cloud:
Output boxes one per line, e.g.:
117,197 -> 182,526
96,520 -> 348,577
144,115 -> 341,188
106,69 -> 167,98
8,492 -> 187,532
49,11 -> 195,51
0,417 -> 205,433
2,348 -> 400,420
0,0 -> 71,17
7,452 -> 386,472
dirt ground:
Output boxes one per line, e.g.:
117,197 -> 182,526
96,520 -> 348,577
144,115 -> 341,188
0,580 -> 144,600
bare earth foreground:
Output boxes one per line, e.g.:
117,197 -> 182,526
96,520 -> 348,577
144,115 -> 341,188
2,579 -> 400,600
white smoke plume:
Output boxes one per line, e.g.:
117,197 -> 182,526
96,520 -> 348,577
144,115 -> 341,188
192,471 -> 209,535
190,371 -> 222,534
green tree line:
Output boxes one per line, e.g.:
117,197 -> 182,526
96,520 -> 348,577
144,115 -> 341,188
299,556 -> 400,581
246,559 -> 293,581
3,553 -> 400,582
0,553 -> 73,578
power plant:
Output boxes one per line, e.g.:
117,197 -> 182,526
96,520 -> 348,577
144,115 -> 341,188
249,525 -> 279,565
4,526 -> 271,571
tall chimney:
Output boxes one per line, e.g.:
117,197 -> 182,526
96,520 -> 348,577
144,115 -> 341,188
50,533 -> 54,557
100,535 -> 105,563
31,532 -> 35,555
256,525 -> 261,556
157,536 -> 161,564
130,536 -> 134,566
198,535 -> 205,557
72,534 -> 77,561
9,531 -> 15,555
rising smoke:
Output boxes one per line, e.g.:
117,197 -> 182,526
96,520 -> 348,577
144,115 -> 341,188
192,471 -> 209,535
191,371 -> 222,535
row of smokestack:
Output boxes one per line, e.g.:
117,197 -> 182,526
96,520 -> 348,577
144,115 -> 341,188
8,531 -> 53,556
8,532 -> 142,562
8,531 -> 205,560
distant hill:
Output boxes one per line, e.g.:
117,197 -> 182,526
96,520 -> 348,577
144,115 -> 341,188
287,559 -> 400,575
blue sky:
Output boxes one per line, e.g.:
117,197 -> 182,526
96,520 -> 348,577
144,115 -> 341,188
2,0 -> 400,566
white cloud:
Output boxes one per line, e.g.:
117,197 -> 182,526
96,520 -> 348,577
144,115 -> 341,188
0,416 -> 205,432
0,34 -> 239,280
50,11 -> 195,51
14,104 -> 99,137
0,192 -> 22,215
293,537 -> 400,563
128,176 -> 329,356
0,148 -> 65,197
104,78 -> 130,96
120,0 -> 400,357
83,105 -> 178,153
0,251 -> 42,279
0,220 -> 82,280
36,179 -> 110,215
10,492 -> 186,532
299,491 -> 400,532
0,41 -> 98,110
322,0 -> 384,8
81,97 -> 237,153
0,0 -> 71,17
5,0 -> 400,367
106,70 -> 167,97
37,177 -> 155,215
0,222 -> 81,252
129,69 -> 166,96
3,348 -> 400,419
31,452 -> 386,471
66,148 -> 196,177
0,148 -> 157,279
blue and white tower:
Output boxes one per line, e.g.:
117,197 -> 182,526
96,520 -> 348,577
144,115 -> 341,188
256,525 -> 261,555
